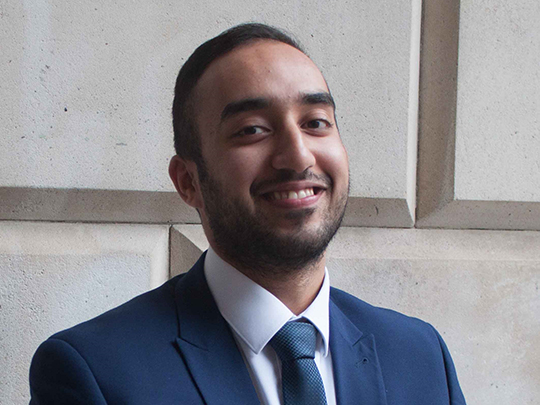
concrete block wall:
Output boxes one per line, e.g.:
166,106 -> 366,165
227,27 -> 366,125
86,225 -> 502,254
0,222 -> 169,403
417,0 -> 540,229
1,0 -> 539,403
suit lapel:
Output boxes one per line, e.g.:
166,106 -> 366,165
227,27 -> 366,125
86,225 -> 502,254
173,254 -> 260,404
173,255 -> 389,404
330,298 -> 388,405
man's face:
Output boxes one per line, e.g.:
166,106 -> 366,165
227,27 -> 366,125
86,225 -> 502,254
191,40 -> 349,272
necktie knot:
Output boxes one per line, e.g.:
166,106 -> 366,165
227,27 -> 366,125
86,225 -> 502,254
270,321 -> 317,362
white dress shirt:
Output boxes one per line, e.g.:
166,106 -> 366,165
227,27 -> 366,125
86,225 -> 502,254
204,247 -> 336,405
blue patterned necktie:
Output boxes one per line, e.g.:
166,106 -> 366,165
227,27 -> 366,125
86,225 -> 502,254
270,321 -> 327,404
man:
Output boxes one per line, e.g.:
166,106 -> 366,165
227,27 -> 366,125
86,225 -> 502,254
30,23 -> 466,404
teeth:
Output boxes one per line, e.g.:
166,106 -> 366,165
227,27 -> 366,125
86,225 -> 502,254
271,188 -> 315,200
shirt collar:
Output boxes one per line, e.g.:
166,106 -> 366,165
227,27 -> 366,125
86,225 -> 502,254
204,247 -> 330,356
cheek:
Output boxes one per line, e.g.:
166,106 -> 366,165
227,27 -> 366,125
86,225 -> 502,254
314,139 -> 349,178
213,149 -> 268,191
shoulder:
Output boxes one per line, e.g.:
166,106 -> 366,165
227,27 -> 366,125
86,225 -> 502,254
29,272 -> 205,403
48,273 -> 186,349
31,274 -> 187,386
49,252 -> 208,344
330,286 -> 441,348
39,252 -> 207,349
330,287 -> 466,403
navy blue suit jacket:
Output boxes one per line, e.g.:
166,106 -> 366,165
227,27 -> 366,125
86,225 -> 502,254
30,254 -> 466,404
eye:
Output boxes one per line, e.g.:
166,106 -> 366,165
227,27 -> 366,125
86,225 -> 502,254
303,119 -> 332,130
235,126 -> 266,137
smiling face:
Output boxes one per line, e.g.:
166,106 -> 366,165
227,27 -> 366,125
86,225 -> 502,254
178,39 -> 349,274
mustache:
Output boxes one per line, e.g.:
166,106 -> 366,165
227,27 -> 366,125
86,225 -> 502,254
250,169 -> 333,195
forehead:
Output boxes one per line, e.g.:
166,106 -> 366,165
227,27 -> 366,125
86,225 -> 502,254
191,40 -> 330,122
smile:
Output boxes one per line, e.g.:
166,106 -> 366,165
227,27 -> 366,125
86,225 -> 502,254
268,188 -> 317,201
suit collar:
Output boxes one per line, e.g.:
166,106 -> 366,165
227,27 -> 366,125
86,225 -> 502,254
174,253 -> 260,404
330,293 -> 388,405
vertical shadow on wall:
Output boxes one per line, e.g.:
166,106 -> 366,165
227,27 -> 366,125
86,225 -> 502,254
416,0 -> 461,221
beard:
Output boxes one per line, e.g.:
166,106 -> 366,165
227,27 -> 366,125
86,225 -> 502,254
197,163 -> 348,278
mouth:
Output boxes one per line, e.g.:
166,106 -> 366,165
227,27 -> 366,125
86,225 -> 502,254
264,187 -> 324,201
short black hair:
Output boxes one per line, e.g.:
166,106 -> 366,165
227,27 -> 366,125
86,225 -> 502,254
171,23 -> 305,165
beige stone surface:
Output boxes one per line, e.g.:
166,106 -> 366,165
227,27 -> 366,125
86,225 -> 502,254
0,221 -> 169,405
170,225 -> 209,277
454,2 -> 540,203
327,227 -> 540,404
417,0 -> 540,230
0,187 -> 199,224
1,0 -> 421,227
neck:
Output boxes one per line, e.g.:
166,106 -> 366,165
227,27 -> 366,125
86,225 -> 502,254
213,246 -> 327,315
259,268 -> 326,315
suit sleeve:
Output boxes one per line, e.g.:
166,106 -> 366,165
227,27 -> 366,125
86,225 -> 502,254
431,326 -> 467,405
29,338 -> 107,405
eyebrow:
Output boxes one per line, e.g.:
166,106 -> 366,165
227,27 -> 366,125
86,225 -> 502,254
220,98 -> 271,122
301,92 -> 336,109
219,91 -> 336,123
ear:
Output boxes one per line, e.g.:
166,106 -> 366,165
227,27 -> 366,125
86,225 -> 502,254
169,155 -> 204,209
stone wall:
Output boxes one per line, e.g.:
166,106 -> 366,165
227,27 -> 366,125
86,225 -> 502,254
1,0 -> 539,403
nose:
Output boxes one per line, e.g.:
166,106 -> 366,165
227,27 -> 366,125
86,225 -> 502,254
271,123 -> 316,173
